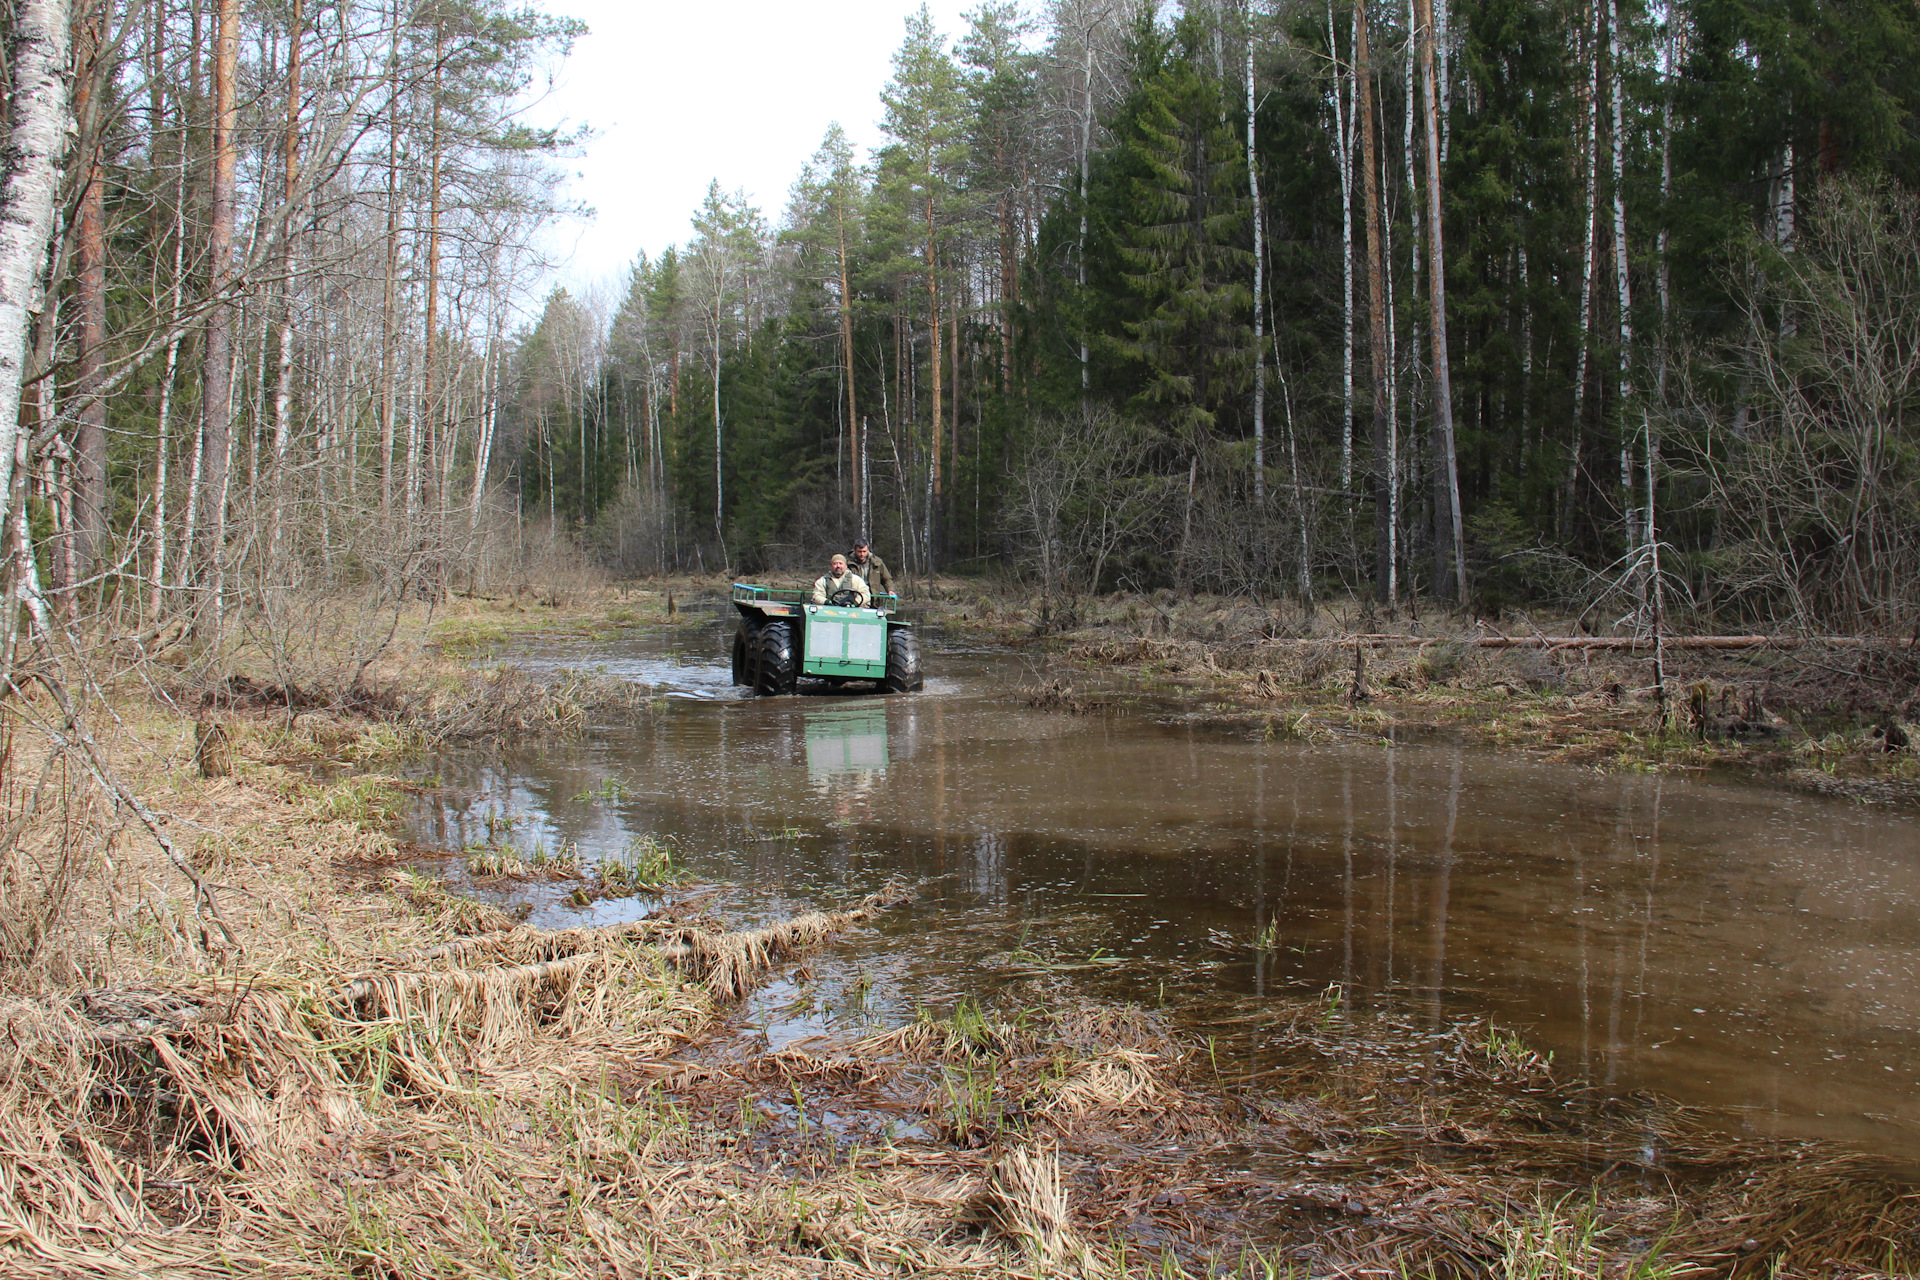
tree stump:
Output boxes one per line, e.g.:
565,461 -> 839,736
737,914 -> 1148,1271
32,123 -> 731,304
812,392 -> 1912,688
194,720 -> 231,778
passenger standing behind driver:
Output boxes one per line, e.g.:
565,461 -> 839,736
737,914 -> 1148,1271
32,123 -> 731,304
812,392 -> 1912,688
811,554 -> 870,606
848,540 -> 891,595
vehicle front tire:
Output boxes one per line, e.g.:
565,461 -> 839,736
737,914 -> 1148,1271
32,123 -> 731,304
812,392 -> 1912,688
884,627 -> 923,693
754,621 -> 797,695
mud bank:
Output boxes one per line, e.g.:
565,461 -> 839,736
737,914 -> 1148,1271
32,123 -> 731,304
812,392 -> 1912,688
930,587 -> 1920,808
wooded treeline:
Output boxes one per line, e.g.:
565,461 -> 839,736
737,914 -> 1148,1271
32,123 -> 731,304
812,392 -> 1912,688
516,0 -> 1920,632
3,0 -> 1920,651
0,0 -> 579,665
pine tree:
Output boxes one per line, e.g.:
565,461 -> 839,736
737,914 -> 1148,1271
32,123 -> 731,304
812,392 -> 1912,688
881,4 -> 970,566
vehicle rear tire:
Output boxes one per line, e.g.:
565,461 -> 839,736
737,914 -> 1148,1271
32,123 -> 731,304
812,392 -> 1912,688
731,622 -> 758,686
754,621 -> 797,695
884,628 -> 923,693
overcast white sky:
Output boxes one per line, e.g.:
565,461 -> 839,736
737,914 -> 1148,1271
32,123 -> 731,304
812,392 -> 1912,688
526,0 -> 993,301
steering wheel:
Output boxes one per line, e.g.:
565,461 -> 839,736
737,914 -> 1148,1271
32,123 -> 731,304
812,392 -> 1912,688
827,588 -> 862,607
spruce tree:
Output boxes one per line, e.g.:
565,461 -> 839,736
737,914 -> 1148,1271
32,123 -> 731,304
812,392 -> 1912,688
1109,12 -> 1253,443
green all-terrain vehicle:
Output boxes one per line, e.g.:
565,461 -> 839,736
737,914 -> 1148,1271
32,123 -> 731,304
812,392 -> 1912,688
729,582 -> 924,696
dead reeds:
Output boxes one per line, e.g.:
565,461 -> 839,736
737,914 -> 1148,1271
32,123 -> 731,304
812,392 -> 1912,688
9,888 -> 1920,1279
0,873 -> 916,1279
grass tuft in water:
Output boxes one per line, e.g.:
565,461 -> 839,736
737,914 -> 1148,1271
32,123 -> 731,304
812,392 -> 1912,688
1481,1020 -> 1555,1080
595,835 -> 686,897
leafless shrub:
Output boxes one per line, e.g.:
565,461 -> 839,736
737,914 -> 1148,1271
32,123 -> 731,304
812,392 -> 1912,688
1670,178 -> 1920,633
588,482 -> 674,576
0,734 -> 106,986
1004,405 -> 1171,613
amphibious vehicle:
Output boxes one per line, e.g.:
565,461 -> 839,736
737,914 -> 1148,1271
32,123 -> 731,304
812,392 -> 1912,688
729,582 -> 924,695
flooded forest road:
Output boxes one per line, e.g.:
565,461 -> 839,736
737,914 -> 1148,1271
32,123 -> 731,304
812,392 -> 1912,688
408,611 -> 1920,1167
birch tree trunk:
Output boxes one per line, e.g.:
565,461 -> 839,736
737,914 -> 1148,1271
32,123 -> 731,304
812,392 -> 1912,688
378,1 -> 401,524
269,0 -> 304,577
1656,13 -> 1682,398
1415,0 -> 1466,601
1569,0 -> 1600,533
1354,0 -> 1392,605
1245,35 -> 1266,505
1381,130 -> 1398,605
151,117 -> 190,621
199,0 -> 241,636
712,302 -> 724,566
422,21 -> 445,533
1329,1 -> 1355,492
1277,346 -> 1311,602
0,0 -> 73,553
1608,0 -> 1635,563
1077,38 -> 1092,396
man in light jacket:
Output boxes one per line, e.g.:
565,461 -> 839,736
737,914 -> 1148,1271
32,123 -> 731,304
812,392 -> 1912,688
811,554 -> 870,606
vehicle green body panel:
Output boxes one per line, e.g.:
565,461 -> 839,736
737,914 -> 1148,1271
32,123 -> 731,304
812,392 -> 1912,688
799,605 -> 889,677
730,583 -> 913,684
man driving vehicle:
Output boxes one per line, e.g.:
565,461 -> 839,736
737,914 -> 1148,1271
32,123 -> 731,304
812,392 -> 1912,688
811,553 -> 870,606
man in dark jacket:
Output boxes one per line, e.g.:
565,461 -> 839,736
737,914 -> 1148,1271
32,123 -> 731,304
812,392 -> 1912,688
849,540 -> 892,595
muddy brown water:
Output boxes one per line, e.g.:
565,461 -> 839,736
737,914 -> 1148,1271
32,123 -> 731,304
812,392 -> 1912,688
407,613 -> 1920,1166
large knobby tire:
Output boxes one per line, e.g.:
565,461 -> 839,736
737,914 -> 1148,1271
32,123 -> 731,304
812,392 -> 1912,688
754,621 -> 797,696
884,627 -> 923,693
730,623 -> 758,686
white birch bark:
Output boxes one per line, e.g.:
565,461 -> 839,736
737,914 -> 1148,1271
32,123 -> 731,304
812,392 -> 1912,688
0,0 -> 73,545
1403,0 -> 1422,591
270,0 -> 304,577
1571,1 -> 1601,516
1775,137 -> 1795,251
1404,0 -> 1421,307
1246,37 -> 1266,504
712,300 -> 724,561
470,320 -> 502,531
404,321 -> 424,521
199,0 -> 240,637
151,173 -> 188,618
1608,0 -> 1635,553
1329,1 -> 1356,491
1656,10 -> 1682,396
1518,244 -> 1532,424
177,402 -> 205,592
1279,351 -> 1311,602
1382,139 -> 1397,606
1078,39 -> 1093,396
1435,0 -> 1452,162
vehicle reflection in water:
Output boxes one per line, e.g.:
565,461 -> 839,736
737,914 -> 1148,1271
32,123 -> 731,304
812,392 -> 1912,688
804,704 -> 889,813
407,623 -> 1920,1165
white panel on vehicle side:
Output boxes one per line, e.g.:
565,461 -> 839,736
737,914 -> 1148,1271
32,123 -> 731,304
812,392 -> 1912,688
847,621 -> 886,663
812,620 -> 847,659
